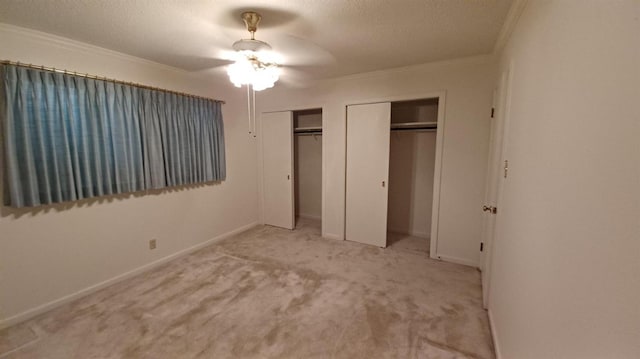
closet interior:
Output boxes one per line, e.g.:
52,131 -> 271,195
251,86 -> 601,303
293,109 -> 323,229
387,98 -> 438,253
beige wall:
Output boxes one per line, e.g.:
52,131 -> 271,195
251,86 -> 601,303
259,56 -> 495,266
489,1 -> 640,358
0,24 -> 259,326
387,131 -> 436,237
294,134 -> 322,220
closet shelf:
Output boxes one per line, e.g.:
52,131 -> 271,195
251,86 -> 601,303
390,121 -> 437,129
294,126 -> 323,134
390,122 -> 437,132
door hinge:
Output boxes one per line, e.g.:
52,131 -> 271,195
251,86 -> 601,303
480,242 -> 484,252
503,160 -> 509,178
491,108 -> 495,118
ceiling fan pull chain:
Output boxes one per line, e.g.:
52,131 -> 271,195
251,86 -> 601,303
252,85 -> 257,137
247,84 -> 252,135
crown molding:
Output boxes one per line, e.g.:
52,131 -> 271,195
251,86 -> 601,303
493,0 -> 529,54
0,22 -> 187,75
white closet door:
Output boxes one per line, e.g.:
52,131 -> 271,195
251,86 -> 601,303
345,103 -> 391,247
262,111 -> 294,229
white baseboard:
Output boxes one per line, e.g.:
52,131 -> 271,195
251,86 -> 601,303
433,253 -> 479,268
0,222 -> 259,330
488,309 -> 502,359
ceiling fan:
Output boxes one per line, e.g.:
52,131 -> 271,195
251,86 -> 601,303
226,11 -> 280,91
218,10 -> 334,137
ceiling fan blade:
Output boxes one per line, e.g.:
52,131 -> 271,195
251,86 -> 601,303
267,34 -> 335,67
201,9 -> 334,86
199,63 -> 231,75
169,56 -> 232,72
277,66 -> 319,89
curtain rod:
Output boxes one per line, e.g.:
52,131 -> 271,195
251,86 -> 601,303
1,60 -> 225,104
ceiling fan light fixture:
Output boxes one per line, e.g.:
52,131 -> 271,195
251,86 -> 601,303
227,11 -> 280,91
227,56 -> 280,91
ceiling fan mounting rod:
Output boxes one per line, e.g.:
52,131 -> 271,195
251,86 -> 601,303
232,11 -> 272,52
241,11 -> 262,40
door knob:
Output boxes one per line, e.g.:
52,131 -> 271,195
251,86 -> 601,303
382,181 -> 385,187
483,205 -> 497,214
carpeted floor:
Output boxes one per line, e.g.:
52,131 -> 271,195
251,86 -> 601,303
386,232 -> 430,256
0,219 -> 494,358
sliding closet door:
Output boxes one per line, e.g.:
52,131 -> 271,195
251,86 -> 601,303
262,111 -> 294,229
345,103 -> 391,247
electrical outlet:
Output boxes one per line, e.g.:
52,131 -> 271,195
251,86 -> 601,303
149,239 -> 157,250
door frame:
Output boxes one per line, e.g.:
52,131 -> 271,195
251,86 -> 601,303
342,90 -> 446,259
259,106 -> 326,233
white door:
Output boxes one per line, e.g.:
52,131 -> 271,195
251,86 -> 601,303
345,103 -> 391,247
261,111 -> 294,229
481,67 -> 512,308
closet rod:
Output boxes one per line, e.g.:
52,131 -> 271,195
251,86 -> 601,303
391,127 -> 437,132
294,131 -> 323,136
293,128 -> 323,134
391,121 -> 437,130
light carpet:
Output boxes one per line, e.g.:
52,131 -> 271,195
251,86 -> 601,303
0,219 -> 494,358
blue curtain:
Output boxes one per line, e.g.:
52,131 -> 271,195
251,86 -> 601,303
1,64 -> 225,208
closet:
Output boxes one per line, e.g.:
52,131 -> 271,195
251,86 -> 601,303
345,97 -> 441,252
293,109 -> 323,228
261,109 -> 323,230
388,99 -> 438,252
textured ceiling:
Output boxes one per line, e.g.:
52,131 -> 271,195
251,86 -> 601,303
0,0 -> 513,82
